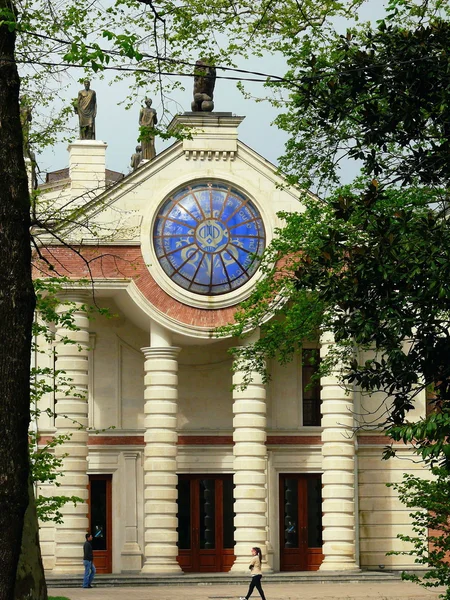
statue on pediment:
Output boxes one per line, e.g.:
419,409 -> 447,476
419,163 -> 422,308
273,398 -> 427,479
74,80 -> 97,140
130,145 -> 142,171
139,98 -> 158,160
191,59 -> 216,112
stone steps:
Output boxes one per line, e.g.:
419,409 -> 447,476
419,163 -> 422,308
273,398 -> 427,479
46,570 -> 400,588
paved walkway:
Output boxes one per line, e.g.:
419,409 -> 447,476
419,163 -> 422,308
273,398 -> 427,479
48,580 -> 445,600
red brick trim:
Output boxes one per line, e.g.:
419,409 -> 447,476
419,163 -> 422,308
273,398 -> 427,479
37,435 -> 54,446
84,434 -> 323,446
39,432 -> 405,449
178,435 -> 233,445
88,435 -> 145,445
34,245 -> 237,328
39,434 -> 325,447
267,435 -> 321,445
358,435 -> 403,445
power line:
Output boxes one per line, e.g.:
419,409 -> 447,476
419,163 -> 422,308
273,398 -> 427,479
19,29 -> 441,90
16,58 -> 278,84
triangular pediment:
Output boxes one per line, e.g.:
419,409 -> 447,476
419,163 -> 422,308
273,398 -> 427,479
37,114 -> 302,245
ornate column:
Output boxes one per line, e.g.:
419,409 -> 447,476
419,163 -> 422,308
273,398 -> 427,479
231,330 -> 268,571
141,322 -> 182,573
319,331 -> 359,570
120,451 -> 143,571
53,292 -> 90,573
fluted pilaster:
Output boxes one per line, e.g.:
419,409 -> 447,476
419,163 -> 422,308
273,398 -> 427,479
319,331 -> 359,571
141,345 -> 182,574
53,292 -> 90,573
121,451 -> 143,571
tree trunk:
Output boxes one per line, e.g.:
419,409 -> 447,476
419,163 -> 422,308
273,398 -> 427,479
14,480 -> 48,600
0,0 -> 37,598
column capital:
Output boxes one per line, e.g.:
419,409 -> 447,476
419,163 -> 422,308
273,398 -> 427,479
141,346 -> 181,360
55,289 -> 91,307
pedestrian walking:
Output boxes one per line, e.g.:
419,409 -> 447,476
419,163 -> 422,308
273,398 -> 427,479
82,533 -> 96,588
239,547 -> 266,600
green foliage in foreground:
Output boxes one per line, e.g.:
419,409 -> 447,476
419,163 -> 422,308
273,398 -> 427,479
220,182 -> 450,433
31,278 -> 116,524
31,279 -> 87,523
388,469 -> 450,600
217,3 -> 450,593
219,0 -> 450,460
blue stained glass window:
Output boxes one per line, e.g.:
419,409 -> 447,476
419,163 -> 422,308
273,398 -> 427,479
153,183 -> 266,296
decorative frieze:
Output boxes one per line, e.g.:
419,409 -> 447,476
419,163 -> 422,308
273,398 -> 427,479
184,149 -> 236,161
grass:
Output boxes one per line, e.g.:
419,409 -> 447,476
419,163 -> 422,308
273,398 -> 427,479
49,596 -> 71,600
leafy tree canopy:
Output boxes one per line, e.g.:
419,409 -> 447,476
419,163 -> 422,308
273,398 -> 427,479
219,0 -> 450,468
10,0 -> 365,154
273,0 -> 450,190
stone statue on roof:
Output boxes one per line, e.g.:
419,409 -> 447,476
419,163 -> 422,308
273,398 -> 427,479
139,98 -> 158,160
191,59 -> 216,112
73,80 -> 97,140
130,145 -> 142,171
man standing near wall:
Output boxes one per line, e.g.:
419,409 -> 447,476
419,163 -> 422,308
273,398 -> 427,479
82,533 -> 96,588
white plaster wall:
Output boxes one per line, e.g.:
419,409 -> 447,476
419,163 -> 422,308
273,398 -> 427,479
358,446 -> 428,569
59,132 -> 302,250
358,348 -> 427,425
177,446 -> 234,473
176,339 -> 310,433
269,357 -> 301,430
91,300 -> 146,430
177,342 -> 233,431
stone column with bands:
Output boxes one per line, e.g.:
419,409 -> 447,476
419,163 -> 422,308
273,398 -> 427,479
141,339 -> 182,573
319,331 -> 359,570
53,292 -> 90,573
231,330 -> 268,571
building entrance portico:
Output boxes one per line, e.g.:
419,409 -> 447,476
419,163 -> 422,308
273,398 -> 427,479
36,109 -> 414,578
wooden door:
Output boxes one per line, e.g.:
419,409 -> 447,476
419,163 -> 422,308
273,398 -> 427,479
279,474 -> 323,571
88,474 -> 112,573
177,475 -> 235,572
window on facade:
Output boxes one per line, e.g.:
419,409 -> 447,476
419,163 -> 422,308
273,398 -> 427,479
302,349 -> 321,426
153,183 -> 266,296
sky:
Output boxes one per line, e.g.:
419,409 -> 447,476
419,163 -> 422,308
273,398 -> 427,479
37,1 -> 385,182
38,53 -> 290,179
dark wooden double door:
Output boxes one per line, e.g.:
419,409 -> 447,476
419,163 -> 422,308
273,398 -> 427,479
177,474 -> 235,572
279,474 -> 323,571
88,475 -> 112,573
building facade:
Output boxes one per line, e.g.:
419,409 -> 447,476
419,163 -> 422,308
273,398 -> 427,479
35,112 -> 426,575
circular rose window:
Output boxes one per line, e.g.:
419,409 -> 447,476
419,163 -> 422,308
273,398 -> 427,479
153,183 -> 266,296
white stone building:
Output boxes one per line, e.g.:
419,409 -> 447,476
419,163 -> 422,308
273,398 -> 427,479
35,111 -> 426,576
